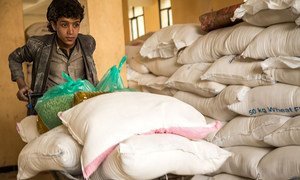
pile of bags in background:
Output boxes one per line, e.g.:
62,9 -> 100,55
126,0 -> 300,179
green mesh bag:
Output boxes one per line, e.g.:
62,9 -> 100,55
96,56 -> 132,92
35,72 -> 96,130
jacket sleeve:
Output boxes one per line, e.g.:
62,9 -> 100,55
8,38 -> 38,82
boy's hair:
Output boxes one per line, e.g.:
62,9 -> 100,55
46,0 -> 85,32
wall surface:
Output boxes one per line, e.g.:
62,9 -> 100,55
87,0 -> 127,83
0,0 -> 27,167
143,0 -> 160,33
172,0 -> 243,24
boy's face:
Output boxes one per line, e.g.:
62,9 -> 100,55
51,17 -> 81,49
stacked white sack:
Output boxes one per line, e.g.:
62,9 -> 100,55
125,2 -> 300,178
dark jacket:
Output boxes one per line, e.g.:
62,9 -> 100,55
8,33 -> 99,94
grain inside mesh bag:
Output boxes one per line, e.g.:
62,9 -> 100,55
261,56 -> 300,86
201,55 -> 275,87
166,62 -> 226,98
35,72 -> 96,130
228,83 -> 300,117
174,85 -> 250,121
242,23 -> 300,59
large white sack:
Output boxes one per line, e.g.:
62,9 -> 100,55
212,146 -> 272,179
166,63 -> 226,98
125,45 -> 150,74
177,25 -> 234,64
204,116 -> 227,142
140,24 -> 204,58
141,86 -> 177,96
264,115 -> 300,147
242,23 -> 300,59
228,83 -> 300,117
242,8 -> 299,27
126,67 -> 168,90
192,173 -> 253,180
232,0 -> 300,21
201,55 -> 275,87
177,23 -> 263,64
17,126 -> 82,180
16,115 -> 40,143
258,146 -> 300,180
261,56 -> 300,86
98,134 -> 231,180
59,91 -> 220,179
141,56 -> 181,77
136,73 -> 169,90
212,115 -> 290,147
174,85 -> 250,121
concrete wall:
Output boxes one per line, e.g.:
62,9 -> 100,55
144,0 -> 160,33
0,0 -> 27,167
86,0 -> 127,83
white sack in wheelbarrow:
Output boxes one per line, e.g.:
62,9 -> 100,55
58,91 -> 221,179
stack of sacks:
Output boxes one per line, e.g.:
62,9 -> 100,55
129,0 -> 300,179
58,91 -> 226,179
16,91 -> 227,180
126,24 -> 205,95
16,116 -> 83,180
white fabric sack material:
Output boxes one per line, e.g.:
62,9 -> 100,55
242,8 -> 299,27
177,25 -> 234,64
126,45 -> 150,74
141,56 -> 181,77
261,56 -> 300,86
258,146 -> 300,180
137,73 -> 169,91
201,55 -> 275,87
126,67 -> 168,91
174,85 -> 250,121
232,0 -> 300,21
166,63 -> 226,98
177,22 -> 263,64
204,116 -> 227,142
264,115 -> 300,147
228,83 -> 300,117
211,115 -> 290,147
242,23 -> 300,60
16,115 -> 40,143
59,91 -> 221,179
98,134 -> 231,180
17,125 -> 82,180
140,24 -> 204,59
141,86 -> 177,96
192,173 -> 253,180
212,146 -> 273,179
